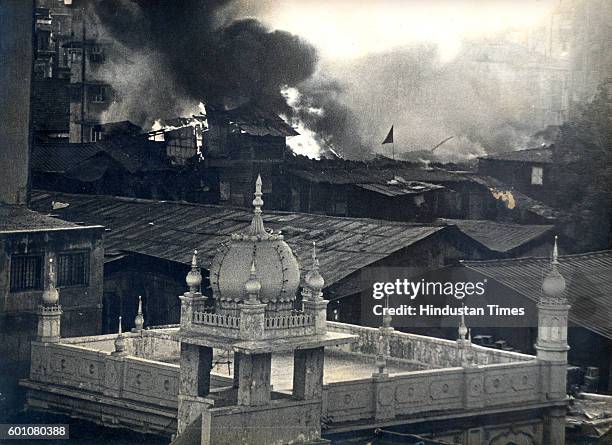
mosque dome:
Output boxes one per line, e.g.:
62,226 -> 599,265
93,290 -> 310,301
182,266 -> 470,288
209,176 -> 300,305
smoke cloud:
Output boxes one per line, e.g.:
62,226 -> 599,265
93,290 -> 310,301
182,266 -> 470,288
320,42 -> 541,162
85,0 -> 368,158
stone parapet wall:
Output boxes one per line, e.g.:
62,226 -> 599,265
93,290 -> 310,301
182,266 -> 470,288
202,399 -> 322,445
327,321 -> 534,368
323,360 -> 544,425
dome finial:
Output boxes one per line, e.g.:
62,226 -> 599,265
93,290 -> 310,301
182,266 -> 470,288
542,236 -> 566,298
244,260 -> 262,303
186,249 -> 202,293
113,316 -> 127,356
458,303 -> 468,341
42,258 -> 59,305
305,241 -> 325,298
134,295 -> 144,331
249,174 -> 266,236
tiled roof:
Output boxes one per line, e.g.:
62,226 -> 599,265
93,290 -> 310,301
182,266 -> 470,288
29,191 -> 448,288
0,204 -> 99,233
463,251 -> 612,340
479,147 -> 553,163
32,138 -> 170,175
31,78 -> 70,132
438,219 -> 554,253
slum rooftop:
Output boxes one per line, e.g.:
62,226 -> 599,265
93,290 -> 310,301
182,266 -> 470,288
437,218 -> 554,254
478,146 -> 553,163
463,250 -> 612,340
30,190 -> 450,288
0,204 -> 101,234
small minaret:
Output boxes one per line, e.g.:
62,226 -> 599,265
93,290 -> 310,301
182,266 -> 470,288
536,237 -> 570,397
112,316 -> 128,356
186,250 -> 202,294
133,295 -> 144,332
244,261 -> 262,305
37,258 -> 63,343
302,242 -> 329,334
180,249 -> 206,330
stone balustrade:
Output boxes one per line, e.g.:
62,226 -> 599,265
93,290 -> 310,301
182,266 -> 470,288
188,310 -> 316,340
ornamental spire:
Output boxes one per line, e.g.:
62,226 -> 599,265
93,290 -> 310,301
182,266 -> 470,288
113,316 -> 127,356
542,235 -> 566,298
134,295 -> 144,331
42,258 -> 59,305
458,303 -> 468,342
186,249 -> 202,293
249,174 -> 266,236
244,260 -> 262,304
305,241 -> 325,298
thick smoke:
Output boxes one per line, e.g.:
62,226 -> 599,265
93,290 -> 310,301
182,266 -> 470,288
320,42 -> 541,162
87,0 -> 368,158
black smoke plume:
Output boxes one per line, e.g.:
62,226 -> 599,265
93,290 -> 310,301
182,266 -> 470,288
86,0 -> 368,158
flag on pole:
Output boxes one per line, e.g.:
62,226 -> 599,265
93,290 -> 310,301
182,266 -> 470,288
382,126 -> 393,144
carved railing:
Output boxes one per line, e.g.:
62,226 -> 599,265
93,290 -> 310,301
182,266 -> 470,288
265,313 -> 313,329
193,311 -> 240,329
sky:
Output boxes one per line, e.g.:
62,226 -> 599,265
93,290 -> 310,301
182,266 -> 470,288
230,0 -> 556,62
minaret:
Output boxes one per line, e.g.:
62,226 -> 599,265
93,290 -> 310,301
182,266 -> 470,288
133,295 -> 144,332
536,236 -> 570,364
536,236 -> 570,445
37,258 -> 63,343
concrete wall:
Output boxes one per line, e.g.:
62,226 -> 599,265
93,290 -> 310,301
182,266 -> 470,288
203,399 -> 321,445
0,0 -> 34,205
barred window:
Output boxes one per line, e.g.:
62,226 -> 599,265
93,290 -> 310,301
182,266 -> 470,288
10,255 -> 43,292
57,251 -> 90,287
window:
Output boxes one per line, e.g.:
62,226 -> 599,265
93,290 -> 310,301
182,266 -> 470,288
10,255 -> 43,292
57,251 -> 90,287
91,126 -> 103,142
88,46 -> 105,63
531,166 -> 544,185
89,85 -> 106,103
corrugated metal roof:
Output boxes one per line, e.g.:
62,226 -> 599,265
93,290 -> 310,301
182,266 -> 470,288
0,204 -> 93,233
479,147 -> 553,163
438,219 -> 553,253
356,181 -> 444,197
463,251 -> 612,340
32,138 -> 170,175
30,191 -> 447,288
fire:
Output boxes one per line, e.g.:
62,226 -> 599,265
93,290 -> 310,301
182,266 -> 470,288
281,86 -> 323,159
